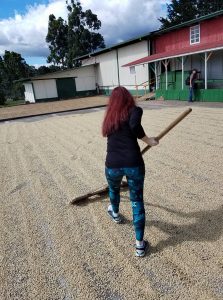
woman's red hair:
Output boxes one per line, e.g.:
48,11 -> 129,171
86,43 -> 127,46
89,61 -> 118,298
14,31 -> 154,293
102,86 -> 135,137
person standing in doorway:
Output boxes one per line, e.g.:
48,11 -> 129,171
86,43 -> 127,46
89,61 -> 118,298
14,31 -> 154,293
102,86 -> 159,257
189,69 -> 197,102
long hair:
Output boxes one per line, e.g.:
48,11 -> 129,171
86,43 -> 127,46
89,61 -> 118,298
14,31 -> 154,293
102,86 -> 135,137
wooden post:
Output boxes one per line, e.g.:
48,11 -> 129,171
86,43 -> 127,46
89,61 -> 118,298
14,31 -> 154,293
155,61 -> 158,90
165,59 -> 168,91
182,56 -> 184,90
135,75 -> 138,97
205,52 -> 207,90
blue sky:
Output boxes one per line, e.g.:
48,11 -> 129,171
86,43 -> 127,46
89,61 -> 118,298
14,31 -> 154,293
0,0 -> 169,67
0,0 -> 48,18
0,0 -> 49,66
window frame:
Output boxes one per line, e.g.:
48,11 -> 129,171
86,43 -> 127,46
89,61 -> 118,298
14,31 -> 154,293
190,24 -> 200,45
130,66 -> 136,74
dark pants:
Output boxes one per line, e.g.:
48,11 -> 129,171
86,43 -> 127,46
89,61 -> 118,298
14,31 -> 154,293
189,86 -> 194,102
105,166 -> 145,241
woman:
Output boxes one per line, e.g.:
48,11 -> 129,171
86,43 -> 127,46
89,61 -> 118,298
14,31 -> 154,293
102,86 -> 158,257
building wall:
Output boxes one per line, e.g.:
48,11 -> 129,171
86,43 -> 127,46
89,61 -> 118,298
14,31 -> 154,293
206,50 -> 223,79
82,51 -> 119,87
81,40 -> 149,93
95,51 -> 119,87
32,65 -> 96,98
155,15 -> 223,54
118,41 -> 149,87
155,28 -> 189,53
33,80 -> 58,100
74,65 -> 96,91
201,16 -> 223,44
35,65 -> 96,91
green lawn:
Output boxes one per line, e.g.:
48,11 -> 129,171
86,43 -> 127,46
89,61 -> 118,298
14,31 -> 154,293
0,99 -> 25,108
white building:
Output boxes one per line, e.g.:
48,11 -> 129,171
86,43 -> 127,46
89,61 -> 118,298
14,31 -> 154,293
22,35 -> 151,103
22,65 -> 97,103
79,37 -> 151,96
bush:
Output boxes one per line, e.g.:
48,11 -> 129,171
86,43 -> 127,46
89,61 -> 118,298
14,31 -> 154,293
11,83 -> 25,101
0,90 -> 6,105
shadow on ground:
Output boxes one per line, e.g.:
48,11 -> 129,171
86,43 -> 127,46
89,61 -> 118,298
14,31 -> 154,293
147,203 -> 223,254
72,191 -> 223,254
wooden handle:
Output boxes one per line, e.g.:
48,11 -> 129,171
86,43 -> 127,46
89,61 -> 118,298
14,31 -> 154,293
141,108 -> 192,155
70,108 -> 192,204
70,181 -> 128,204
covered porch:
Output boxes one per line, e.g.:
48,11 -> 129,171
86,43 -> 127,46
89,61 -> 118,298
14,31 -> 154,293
123,41 -> 223,102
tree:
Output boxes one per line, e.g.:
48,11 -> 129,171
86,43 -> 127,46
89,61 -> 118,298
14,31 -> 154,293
46,15 -> 68,67
0,51 -> 33,100
159,0 -> 198,29
46,0 -> 105,68
0,57 -> 6,104
0,90 -> 6,105
159,0 -> 223,29
36,65 -> 61,75
197,1 -> 223,16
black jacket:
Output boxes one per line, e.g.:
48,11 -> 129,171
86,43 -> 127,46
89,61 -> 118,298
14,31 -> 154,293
105,106 -> 145,168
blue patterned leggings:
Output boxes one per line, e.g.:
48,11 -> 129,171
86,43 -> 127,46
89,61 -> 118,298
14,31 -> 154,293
105,166 -> 145,241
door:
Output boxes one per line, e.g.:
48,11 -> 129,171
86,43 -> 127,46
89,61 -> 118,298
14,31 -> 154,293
56,78 -> 76,99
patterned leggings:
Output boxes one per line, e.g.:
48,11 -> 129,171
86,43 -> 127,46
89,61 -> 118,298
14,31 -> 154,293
105,166 -> 145,241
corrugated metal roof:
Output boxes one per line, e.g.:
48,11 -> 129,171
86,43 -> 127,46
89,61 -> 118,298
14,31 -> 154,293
15,63 -> 98,83
122,40 -> 223,67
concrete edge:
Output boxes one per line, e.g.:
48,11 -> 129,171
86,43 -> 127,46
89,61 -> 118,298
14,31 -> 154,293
0,105 -> 107,123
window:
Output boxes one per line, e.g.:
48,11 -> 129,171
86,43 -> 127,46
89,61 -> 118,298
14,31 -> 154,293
130,66 -> 136,74
190,25 -> 200,44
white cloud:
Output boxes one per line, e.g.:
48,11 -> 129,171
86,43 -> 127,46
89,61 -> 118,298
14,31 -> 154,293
0,0 -> 169,62
81,0 -> 170,44
0,0 -> 67,58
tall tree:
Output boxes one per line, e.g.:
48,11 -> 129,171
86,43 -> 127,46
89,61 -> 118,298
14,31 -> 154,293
0,56 -> 6,104
159,0 -> 198,29
46,0 -> 105,68
46,15 -> 68,67
197,1 -> 223,16
0,51 -> 33,100
159,0 -> 223,29
36,65 -> 61,75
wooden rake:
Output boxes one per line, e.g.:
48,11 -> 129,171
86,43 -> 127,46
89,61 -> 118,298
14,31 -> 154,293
70,108 -> 192,204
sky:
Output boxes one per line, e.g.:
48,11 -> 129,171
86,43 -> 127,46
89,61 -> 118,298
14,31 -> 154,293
0,0 -> 170,67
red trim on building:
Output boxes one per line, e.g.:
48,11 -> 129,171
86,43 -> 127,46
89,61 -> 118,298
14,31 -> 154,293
123,40 -> 223,67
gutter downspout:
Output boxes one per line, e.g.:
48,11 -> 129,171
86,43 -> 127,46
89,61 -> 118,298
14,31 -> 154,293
116,49 -> 120,86
182,56 -> 184,90
148,39 -> 151,91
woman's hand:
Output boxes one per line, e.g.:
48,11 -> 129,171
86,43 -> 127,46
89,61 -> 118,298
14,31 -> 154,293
141,135 -> 159,146
148,137 -> 159,146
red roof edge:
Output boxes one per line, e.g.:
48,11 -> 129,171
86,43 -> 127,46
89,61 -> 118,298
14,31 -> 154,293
122,40 -> 223,67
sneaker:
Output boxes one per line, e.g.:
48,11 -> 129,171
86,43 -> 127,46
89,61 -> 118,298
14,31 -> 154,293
135,240 -> 149,257
107,205 -> 122,224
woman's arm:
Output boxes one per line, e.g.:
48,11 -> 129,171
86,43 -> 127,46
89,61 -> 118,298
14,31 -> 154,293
141,135 -> 159,146
129,107 -> 159,146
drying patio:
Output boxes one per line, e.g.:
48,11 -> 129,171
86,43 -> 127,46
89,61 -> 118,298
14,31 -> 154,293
0,101 -> 222,299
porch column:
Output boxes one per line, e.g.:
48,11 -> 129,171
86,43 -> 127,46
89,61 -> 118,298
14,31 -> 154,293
205,52 -> 207,90
155,61 -> 158,90
182,56 -> 184,90
165,60 -> 168,90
